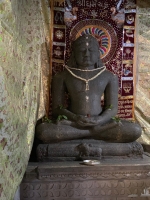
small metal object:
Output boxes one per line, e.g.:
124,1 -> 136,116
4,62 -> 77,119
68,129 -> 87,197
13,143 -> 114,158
82,160 -> 100,166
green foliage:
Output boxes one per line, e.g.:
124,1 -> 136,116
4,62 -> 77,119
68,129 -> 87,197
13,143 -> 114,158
106,104 -> 113,110
58,104 -> 66,109
42,116 -> 52,123
111,116 -> 121,122
57,115 -> 68,121
42,114 -> 68,123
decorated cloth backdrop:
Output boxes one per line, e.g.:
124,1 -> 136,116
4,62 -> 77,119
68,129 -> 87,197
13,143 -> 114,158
51,0 -> 137,120
0,0 -> 50,199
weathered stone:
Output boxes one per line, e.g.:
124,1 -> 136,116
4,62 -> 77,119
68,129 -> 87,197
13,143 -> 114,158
36,140 -> 143,162
20,156 -> 150,200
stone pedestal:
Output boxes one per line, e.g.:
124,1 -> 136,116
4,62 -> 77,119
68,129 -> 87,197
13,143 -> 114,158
36,140 -> 143,161
21,155 -> 150,200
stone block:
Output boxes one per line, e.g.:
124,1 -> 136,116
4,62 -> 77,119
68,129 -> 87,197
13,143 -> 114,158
20,156 -> 150,200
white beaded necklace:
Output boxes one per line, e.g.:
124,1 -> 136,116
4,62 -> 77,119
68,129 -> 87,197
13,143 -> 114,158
64,65 -> 105,72
64,65 -> 106,91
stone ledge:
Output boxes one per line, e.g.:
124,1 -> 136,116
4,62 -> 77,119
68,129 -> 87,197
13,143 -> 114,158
21,156 -> 150,199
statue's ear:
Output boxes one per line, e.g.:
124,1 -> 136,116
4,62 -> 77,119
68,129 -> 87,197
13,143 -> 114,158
95,58 -> 100,68
95,51 -> 102,68
67,51 -> 77,68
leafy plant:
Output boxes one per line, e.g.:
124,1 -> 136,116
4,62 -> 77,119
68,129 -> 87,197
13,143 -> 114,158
106,104 -> 113,110
57,115 -> 68,121
58,104 -> 65,109
42,116 -> 52,123
42,114 -> 68,123
111,116 -> 121,123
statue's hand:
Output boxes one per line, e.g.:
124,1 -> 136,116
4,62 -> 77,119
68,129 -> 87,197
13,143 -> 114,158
76,115 -> 102,127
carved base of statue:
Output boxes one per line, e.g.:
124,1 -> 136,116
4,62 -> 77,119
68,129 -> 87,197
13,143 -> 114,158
36,139 -> 143,162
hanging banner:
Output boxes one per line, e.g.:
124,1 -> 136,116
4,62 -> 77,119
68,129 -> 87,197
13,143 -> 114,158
50,0 -> 137,119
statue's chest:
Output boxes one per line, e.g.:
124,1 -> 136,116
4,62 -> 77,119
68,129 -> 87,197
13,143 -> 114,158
65,74 -> 107,94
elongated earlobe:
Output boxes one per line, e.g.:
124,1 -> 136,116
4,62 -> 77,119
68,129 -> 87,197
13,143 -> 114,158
95,59 -> 100,68
97,57 -> 103,68
97,51 -> 103,68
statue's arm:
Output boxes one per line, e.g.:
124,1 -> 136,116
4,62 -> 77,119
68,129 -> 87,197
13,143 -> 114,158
99,74 -> 118,124
52,73 -> 77,121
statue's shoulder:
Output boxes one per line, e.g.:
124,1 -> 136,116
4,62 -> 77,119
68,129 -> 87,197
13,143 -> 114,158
105,69 -> 118,78
53,70 -> 67,81
104,70 -> 118,83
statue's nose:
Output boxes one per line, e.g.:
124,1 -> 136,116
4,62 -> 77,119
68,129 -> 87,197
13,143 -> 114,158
85,48 -> 90,56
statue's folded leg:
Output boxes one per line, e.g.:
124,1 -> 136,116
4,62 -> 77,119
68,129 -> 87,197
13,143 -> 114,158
92,120 -> 142,143
36,120 -> 141,143
36,122 -> 90,143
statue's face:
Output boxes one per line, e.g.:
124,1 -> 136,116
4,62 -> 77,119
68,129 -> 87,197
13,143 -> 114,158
73,40 -> 99,68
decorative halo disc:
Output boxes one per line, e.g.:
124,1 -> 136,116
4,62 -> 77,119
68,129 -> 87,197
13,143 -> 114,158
70,20 -> 118,63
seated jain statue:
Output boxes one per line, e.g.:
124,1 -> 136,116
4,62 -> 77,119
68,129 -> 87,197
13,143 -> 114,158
36,35 -> 143,160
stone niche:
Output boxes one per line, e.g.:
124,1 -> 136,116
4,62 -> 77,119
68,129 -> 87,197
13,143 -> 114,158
20,1 -> 150,199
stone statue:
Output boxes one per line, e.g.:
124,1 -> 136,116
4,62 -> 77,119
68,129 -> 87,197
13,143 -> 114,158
36,34 -> 143,161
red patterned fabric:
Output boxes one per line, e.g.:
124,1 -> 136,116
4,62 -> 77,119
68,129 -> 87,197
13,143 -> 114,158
51,0 -> 136,119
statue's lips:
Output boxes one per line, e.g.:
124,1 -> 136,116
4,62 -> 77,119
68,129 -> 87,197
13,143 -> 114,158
83,59 -> 91,63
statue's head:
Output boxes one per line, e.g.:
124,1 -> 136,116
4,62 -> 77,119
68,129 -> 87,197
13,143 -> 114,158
67,34 -> 103,69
